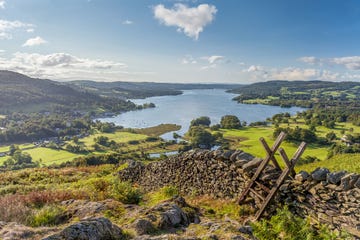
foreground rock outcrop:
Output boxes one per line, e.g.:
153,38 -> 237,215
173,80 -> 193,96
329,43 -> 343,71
119,149 -> 360,237
43,217 -> 125,240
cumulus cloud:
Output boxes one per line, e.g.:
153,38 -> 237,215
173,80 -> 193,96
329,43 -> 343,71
122,20 -> 133,25
298,56 -> 320,65
22,36 -> 47,47
0,52 -> 128,80
153,3 -> 217,40
330,56 -> 360,70
243,64 -> 341,81
299,55 -> 360,70
0,19 -> 33,39
0,0 -> 5,9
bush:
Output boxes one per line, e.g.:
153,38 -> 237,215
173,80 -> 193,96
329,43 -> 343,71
251,206 -> 349,239
111,180 -> 142,204
220,115 -> 242,129
29,205 -> 66,227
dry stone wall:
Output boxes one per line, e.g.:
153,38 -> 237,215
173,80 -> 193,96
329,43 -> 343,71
119,149 -> 360,237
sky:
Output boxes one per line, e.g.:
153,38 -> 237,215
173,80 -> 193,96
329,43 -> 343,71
1,0 -> 360,83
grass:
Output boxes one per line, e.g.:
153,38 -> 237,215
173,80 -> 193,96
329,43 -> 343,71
23,148 -> 86,166
219,127 -> 329,164
80,131 -> 148,149
133,124 -> 181,136
0,143 -> 36,153
300,153 -> 360,173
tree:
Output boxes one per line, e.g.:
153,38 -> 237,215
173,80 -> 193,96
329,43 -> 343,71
190,116 -> 211,127
220,115 -> 242,129
188,126 -> 215,149
326,132 -> 336,142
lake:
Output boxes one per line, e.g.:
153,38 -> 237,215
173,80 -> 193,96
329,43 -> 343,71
98,89 -> 305,140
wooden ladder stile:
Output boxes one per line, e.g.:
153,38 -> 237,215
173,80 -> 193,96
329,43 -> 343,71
237,131 -> 286,204
237,132 -> 307,221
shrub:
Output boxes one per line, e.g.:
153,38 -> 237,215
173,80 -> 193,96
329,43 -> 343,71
251,206 -> 350,239
111,180 -> 142,204
29,205 -> 66,227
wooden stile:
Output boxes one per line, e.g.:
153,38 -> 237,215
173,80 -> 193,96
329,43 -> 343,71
238,132 -> 307,221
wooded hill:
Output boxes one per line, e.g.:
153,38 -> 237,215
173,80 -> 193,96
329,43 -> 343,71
69,80 -> 243,99
0,71 -> 136,113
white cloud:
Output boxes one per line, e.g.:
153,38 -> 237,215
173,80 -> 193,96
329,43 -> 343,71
0,52 -> 128,80
200,55 -> 225,70
181,55 -> 197,64
246,65 -> 264,73
205,55 -> 223,64
243,64 -> 342,81
122,20 -> 133,25
22,36 -> 47,47
0,19 -> 33,39
153,3 -> 217,40
330,56 -> 360,70
298,56 -> 320,65
0,1 -> 5,9
26,28 -> 35,33
299,55 -> 360,70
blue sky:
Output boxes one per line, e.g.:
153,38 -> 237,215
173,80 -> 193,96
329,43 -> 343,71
1,0 -> 360,83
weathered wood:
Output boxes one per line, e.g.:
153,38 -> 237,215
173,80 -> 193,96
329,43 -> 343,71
250,188 -> 265,201
237,132 -> 307,221
260,138 -> 281,170
254,180 -> 271,193
238,132 -> 286,204
278,148 -> 296,177
254,141 -> 307,220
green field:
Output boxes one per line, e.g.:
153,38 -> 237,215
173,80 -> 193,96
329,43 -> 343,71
79,131 -> 148,151
219,127 -> 329,163
0,143 -> 35,153
0,127 -> 180,167
300,153 -> 360,173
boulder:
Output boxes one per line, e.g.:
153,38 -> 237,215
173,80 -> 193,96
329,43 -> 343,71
339,173 -> 359,191
311,168 -> 330,181
236,152 -> 255,161
295,171 -> 310,182
242,158 -> 263,172
43,217 -> 124,240
133,219 -> 156,235
327,171 -> 347,185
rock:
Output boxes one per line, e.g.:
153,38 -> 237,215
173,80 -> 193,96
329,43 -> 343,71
231,236 -> 246,240
133,219 -> 156,235
311,168 -> 330,181
327,171 -> 347,185
295,171 -> 310,182
234,160 -> 250,168
43,217 -> 124,240
242,158 -> 263,172
222,150 -> 235,160
230,150 -> 243,162
339,173 -> 359,191
157,203 -> 189,229
355,178 -> 360,189
0,222 -> 57,240
236,152 -> 255,161
238,225 -> 253,235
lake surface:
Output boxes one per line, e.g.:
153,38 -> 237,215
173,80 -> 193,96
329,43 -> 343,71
99,89 -> 305,140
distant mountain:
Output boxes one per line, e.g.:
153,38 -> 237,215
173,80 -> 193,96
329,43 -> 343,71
68,80 -> 243,99
229,80 -> 360,96
0,71 -> 135,113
